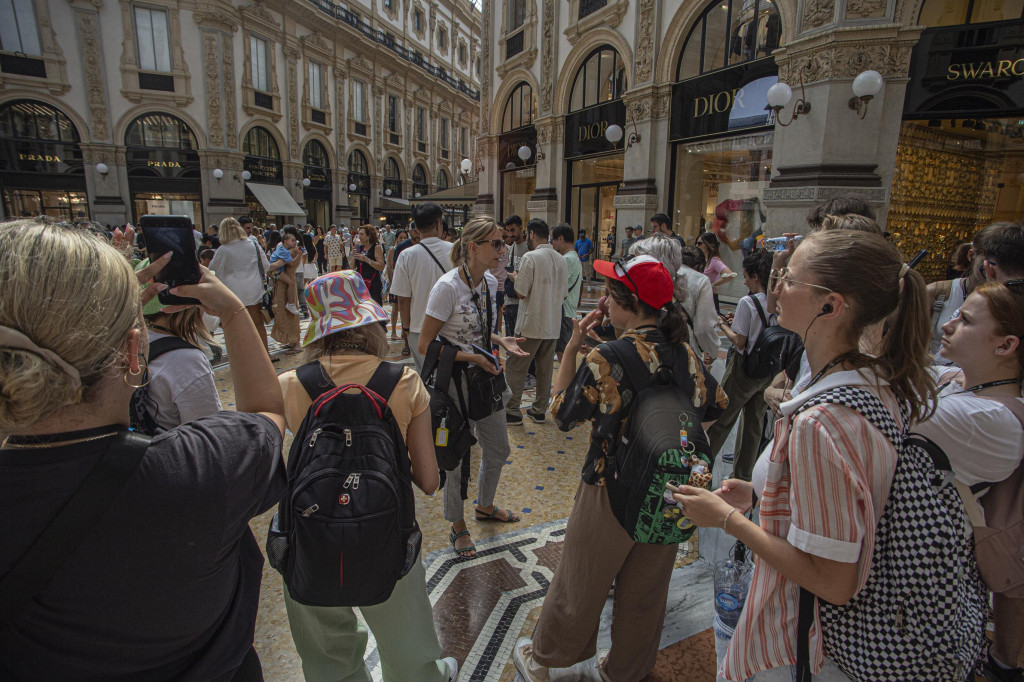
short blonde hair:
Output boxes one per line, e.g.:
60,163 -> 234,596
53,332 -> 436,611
218,217 -> 248,243
0,218 -> 140,430
451,216 -> 500,267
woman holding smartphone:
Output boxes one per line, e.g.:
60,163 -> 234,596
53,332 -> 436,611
418,217 -> 529,558
353,225 -> 386,307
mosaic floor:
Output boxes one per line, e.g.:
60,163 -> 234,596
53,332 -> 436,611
209,288 -> 737,681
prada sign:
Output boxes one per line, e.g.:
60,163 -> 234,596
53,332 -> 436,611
904,19 -> 1024,119
126,148 -> 199,180
0,141 -> 83,177
671,58 -> 777,142
564,100 -> 626,159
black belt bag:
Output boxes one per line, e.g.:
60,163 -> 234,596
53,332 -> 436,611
462,364 -> 506,421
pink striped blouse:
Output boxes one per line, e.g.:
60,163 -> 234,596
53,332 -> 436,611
722,370 -> 900,681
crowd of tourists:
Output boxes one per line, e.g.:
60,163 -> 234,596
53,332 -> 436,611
1,197 -> 1022,682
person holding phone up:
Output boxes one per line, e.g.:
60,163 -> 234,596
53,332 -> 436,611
418,217 -> 530,559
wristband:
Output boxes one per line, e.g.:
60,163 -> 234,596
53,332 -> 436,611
222,304 -> 248,327
723,508 -> 739,533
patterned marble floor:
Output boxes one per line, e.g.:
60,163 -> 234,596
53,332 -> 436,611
209,290 -> 736,681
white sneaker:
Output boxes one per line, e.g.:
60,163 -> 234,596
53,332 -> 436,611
285,303 -> 300,316
442,656 -> 459,681
513,637 -> 549,681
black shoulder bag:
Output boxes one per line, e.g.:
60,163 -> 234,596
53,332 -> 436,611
0,431 -> 150,630
420,341 -> 476,471
460,266 -> 507,421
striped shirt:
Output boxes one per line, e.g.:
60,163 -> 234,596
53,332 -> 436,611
722,369 -> 900,681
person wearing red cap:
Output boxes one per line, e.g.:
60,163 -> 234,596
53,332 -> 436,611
513,254 -> 728,682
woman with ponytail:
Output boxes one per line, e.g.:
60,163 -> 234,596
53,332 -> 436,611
513,254 -> 728,682
418,217 -> 529,558
676,230 -> 937,680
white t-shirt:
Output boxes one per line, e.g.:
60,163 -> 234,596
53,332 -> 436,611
208,238 -> 270,307
390,237 -> 454,334
424,268 -> 498,352
913,383 -> 1024,489
732,292 -> 770,355
514,244 -> 567,339
146,331 -> 222,431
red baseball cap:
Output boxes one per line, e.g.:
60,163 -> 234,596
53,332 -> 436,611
593,255 -> 674,309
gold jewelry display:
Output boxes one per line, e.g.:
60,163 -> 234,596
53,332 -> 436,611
2,431 -> 118,449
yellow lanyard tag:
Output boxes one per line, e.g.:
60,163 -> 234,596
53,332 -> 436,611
435,427 -> 449,447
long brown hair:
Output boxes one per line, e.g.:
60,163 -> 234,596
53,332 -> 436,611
800,230 -> 936,421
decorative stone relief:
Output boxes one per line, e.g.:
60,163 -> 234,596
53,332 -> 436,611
652,90 -> 672,119
564,0 -> 627,46
480,0 -> 491,134
203,32 -> 224,148
76,10 -> 110,141
534,118 -> 563,144
801,0 -> 835,31
240,0 -> 280,28
306,31 -> 330,52
626,96 -> 652,123
336,81 -> 346,158
193,10 -> 239,34
763,186 -> 888,203
635,0 -> 655,83
374,93 -> 383,163
223,36 -> 237,147
613,194 -> 659,209
287,57 -> 299,159
846,0 -> 887,19
777,34 -> 916,83
540,0 -> 554,113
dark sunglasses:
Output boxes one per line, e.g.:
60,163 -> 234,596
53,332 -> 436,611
475,239 -> 504,250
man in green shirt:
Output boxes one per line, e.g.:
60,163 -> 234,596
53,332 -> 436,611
551,223 -> 582,363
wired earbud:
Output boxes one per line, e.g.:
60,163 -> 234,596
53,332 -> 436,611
820,303 -> 833,315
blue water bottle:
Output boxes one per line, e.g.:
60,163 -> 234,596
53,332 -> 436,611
713,542 -> 752,629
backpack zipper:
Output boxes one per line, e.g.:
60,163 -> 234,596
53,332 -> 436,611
301,503 -> 319,518
344,428 -> 353,446
308,428 -> 323,447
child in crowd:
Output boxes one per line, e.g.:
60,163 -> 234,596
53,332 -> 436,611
199,248 -> 215,268
269,232 -> 300,316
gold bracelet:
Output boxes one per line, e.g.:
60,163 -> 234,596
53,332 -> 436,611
723,508 -> 739,534
221,304 -> 248,327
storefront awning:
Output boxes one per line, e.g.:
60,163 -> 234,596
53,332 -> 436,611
380,196 -> 410,209
409,181 -> 478,206
245,182 -> 307,216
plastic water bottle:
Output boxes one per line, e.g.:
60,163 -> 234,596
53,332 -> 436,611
714,542 -> 752,628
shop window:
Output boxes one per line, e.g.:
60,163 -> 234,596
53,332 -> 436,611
352,79 -> 368,136
303,139 -> 329,168
133,6 -> 171,73
412,163 -> 428,196
918,0 -> 1023,26
243,126 -> 280,159
0,0 -> 40,56
347,150 -> 371,223
507,0 -> 525,32
250,35 -> 270,93
387,95 -> 400,145
440,117 -> 449,159
677,0 -> 780,81
126,113 -> 197,149
436,167 -> 449,189
0,99 -> 78,142
569,46 -> 626,112
502,81 -> 534,132
383,156 -> 402,197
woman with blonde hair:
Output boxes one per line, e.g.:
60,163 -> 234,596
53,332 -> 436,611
0,218 -> 286,679
210,216 -> 272,353
418,217 -> 529,558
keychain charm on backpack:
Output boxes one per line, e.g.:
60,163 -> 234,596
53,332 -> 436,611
679,415 -> 696,456
435,416 -> 449,448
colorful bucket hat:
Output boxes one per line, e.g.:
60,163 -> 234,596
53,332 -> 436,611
593,254 -> 674,309
302,270 -> 389,346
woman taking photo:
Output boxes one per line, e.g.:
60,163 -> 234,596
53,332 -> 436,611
353,225 -> 386,307
0,218 -> 286,679
914,281 -> 1024,682
675,230 -> 937,681
697,231 -> 735,314
513,254 -> 727,682
418,217 -> 529,559
277,270 -> 458,682
209,217 -> 271,353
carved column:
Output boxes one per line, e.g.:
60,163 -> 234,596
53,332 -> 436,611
764,13 -> 922,231
525,116 -> 563,225
613,87 -> 673,239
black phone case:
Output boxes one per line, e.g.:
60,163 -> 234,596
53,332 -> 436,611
139,215 -> 202,306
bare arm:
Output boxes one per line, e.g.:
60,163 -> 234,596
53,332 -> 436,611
406,410 -> 439,494
398,296 -> 411,336
718,320 -> 748,352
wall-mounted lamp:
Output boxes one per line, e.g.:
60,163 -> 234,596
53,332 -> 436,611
241,170 -> 252,181
848,70 -> 883,119
213,168 -> 224,180
415,192 -> 422,197
348,182 -> 358,192
297,177 -> 311,188
766,68 -> 812,127
95,162 -> 109,175
505,161 -> 516,170
385,188 -> 393,196
605,110 -> 642,150
460,158 -> 472,175
518,145 -> 531,162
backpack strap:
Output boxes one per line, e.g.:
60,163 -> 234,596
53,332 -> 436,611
604,339 -> 652,396
955,395 -> 1024,524
797,386 -> 909,458
296,361 -> 336,401
148,336 -> 199,362
365,361 -> 405,404
749,294 -> 771,330
0,431 -> 150,630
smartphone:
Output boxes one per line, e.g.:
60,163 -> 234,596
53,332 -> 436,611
764,235 -> 805,252
471,343 -> 501,372
139,215 -> 202,306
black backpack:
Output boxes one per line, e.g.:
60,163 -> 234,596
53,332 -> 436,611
605,340 -> 713,545
265,360 -> 422,607
420,340 -> 476,471
128,336 -> 201,436
742,294 -> 803,381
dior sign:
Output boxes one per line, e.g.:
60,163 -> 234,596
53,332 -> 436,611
564,100 -> 626,159
671,58 -> 777,142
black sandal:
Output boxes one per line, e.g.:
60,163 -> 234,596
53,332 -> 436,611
449,526 -> 476,558
474,507 -> 521,523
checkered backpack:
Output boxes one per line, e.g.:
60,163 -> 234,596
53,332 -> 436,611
795,386 -> 988,682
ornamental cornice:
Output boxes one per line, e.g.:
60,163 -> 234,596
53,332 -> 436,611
774,25 -> 922,84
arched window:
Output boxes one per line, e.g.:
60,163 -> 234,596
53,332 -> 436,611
126,113 -> 197,149
569,46 -> 627,112
436,167 -> 450,190
383,157 -> 402,197
0,100 -> 79,143
917,0 -> 1023,26
242,126 -> 280,160
412,163 -> 428,196
502,82 -> 534,132
677,0 -> 781,81
348,149 -> 369,177
302,139 -> 330,167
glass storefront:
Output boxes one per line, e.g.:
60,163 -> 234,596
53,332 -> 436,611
243,127 -> 285,227
892,12 -> 1024,280
502,169 -> 535,223
0,100 -> 88,222
347,150 -> 371,225
568,155 -> 623,258
303,140 -> 332,229
499,82 -> 536,223
125,113 -> 203,225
